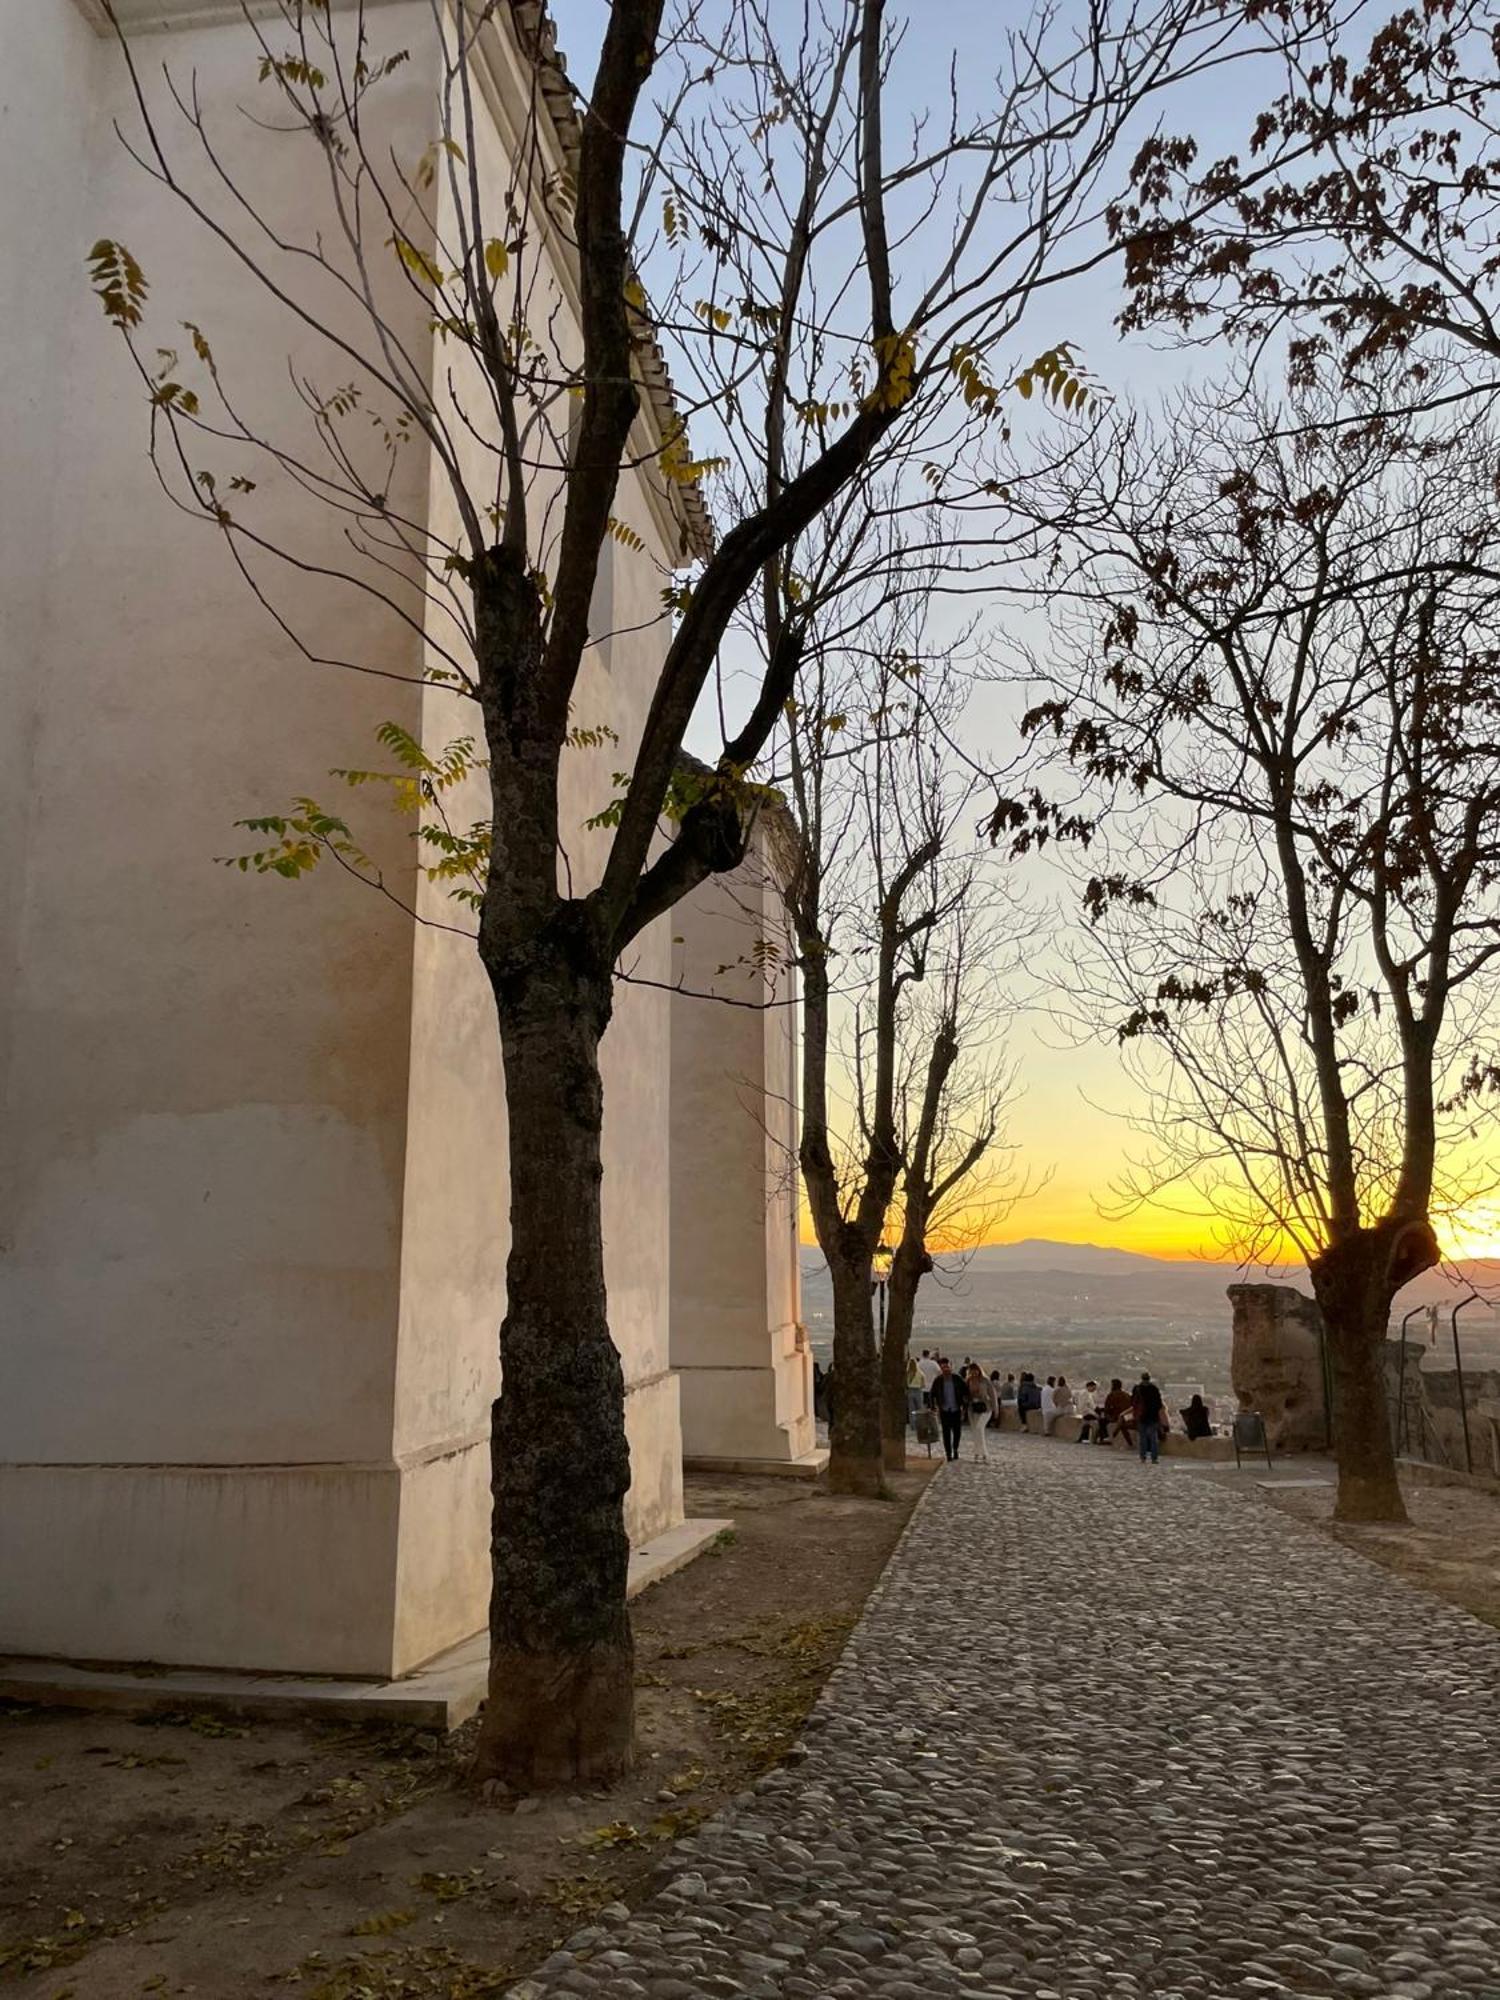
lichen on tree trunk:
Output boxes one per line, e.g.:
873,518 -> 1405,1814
469,545 -> 638,1788
826,1254 -> 886,1496
472,957 -> 635,1786
879,1239 -> 929,1472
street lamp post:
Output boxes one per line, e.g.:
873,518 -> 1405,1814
871,1242 -> 895,1437
1396,1304 -> 1423,1457
1452,1293 -> 1479,1475
871,1242 -> 893,1350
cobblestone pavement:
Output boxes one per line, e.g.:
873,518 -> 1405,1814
511,1441 -> 1500,2000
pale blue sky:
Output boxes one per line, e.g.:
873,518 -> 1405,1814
551,1 -> 1318,1256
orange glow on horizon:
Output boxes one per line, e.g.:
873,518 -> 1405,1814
802,1197 -> 1500,1268
1440,1203 -> 1500,1262
804,1027 -> 1500,1268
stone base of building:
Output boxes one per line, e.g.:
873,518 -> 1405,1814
676,1339 -> 815,1468
0,1513 -> 731,1733
0,1370 -> 687,1683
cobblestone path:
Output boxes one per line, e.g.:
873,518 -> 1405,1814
512,1442 -> 1500,2000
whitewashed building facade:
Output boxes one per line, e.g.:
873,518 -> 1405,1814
0,0 -> 814,1687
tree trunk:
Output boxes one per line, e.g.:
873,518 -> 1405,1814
471,955 -> 635,1787
827,1253 -> 885,1496
880,1270 -> 914,1473
880,1239 -> 930,1471
1309,1228 -> 1419,1525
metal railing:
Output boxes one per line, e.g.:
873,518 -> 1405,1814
1389,1294 -> 1486,1476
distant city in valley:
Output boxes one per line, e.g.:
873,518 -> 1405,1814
800,1240 -> 1500,1401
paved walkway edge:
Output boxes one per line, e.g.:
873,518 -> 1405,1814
503,1468 -> 949,1999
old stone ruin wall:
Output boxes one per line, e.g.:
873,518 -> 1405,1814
1387,1341 -> 1500,1480
1230,1281 -> 1500,1475
1228,1284 -> 1330,1452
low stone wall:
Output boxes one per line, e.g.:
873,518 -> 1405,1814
947,1409 -> 1232,1460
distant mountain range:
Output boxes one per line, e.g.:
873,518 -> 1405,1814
799,1237 -> 1500,1335
798,1237 -> 1500,1391
955,1236 -> 1500,1296
960,1237 -> 1276,1278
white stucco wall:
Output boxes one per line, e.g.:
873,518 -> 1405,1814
0,2 -> 436,1674
1,2 -> 688,1680
669,828 -> 813,1465
0,2 -> 100,1139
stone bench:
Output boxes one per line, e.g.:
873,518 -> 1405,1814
958,1409 -> 1233,1459
1162,1433 -> 1234,1461
1020,1413 -> 1234,1460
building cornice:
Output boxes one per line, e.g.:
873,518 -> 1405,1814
499,4 -> 714,562
73,0 -> 405,30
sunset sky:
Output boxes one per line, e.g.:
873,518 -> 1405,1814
586,0 -> 1500,1268
947,1046 -> 1500,1264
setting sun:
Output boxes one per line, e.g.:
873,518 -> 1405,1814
1439,1203 -> 1500,1261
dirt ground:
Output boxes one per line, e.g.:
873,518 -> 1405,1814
1264,1472 -> 1500,1631
0,1468 -> 933,2000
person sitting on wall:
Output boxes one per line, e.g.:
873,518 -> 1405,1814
987,1369 -> 1005,1428
1183,1393 -> 1213,1440
999,1372 -> 1019,1425
1102,1377 -> 1134,1447
1076,1380 -> 1104,1442
1040,1375 -> 1058,1434
1016,1371 -> 1042,1431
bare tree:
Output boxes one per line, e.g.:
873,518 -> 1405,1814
879,907 -> 1028,1471
91,0 -> 1234,1784
1012,374 -> 1500,1520
773,552 -> 956,1494
1108,0 -> 1500,407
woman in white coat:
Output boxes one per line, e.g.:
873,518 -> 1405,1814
964,1364 -> 997,1463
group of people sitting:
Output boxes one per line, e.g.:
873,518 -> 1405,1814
911,1350 -> 1216,1466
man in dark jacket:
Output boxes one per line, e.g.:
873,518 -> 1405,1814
1133,1371 -> 1164,1464
930,1357 -> 967,1462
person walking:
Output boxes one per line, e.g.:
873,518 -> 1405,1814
964,1363 -> 996,1463
1133,1371 -> 1165,1464
906,1352 -> 924,1424
930,1357 -> 968,1462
